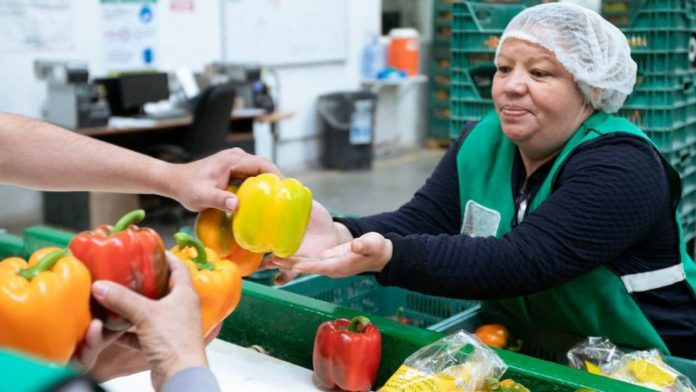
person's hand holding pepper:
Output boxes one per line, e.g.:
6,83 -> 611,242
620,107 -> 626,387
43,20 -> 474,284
164,148 -> 281,212
274,231 -> 393,279
89,251 -> 214,391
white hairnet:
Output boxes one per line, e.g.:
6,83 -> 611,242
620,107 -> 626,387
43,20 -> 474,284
495,2 -> 636,113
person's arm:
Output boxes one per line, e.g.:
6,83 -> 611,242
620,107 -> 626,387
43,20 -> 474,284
91,252 -> 221,392
286,135 -> 672,300
0,112 -> 280,211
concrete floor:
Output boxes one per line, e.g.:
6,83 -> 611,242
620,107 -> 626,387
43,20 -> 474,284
288,147 -> 444,217
2,147 -> 445,248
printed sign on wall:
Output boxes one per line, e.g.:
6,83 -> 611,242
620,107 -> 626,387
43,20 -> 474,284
0,0 -> 74,51
100,0 -> 159,71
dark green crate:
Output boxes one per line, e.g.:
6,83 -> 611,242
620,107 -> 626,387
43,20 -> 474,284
22,226 -> 74,252
278,274 -> 481,331
0,233 -> 25,259
431,106 -> 451,121
430,89 -> 450,105
603,0 -> 696,28
221,281 -> 653,391
428,121 -> 451,139
453,309 -> 696,385
626,78 -> 695,107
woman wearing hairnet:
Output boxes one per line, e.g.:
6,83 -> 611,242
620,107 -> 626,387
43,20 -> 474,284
273,3 -> 696,356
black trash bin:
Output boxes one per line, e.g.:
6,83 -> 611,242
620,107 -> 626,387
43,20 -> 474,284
318,91 -> 376,170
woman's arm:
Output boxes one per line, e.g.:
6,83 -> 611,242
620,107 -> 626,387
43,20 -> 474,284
286,135 -> 672,300
377,135 -> 670,299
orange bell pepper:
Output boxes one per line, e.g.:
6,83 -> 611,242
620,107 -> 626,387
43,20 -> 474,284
234,173 -> 312,258
196,190 -> 264,277
0,247 -> 91,363
170,233 -> 242,336
475,323 -> 509,348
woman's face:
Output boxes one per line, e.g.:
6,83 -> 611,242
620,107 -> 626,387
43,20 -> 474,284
492,38 -> 593,160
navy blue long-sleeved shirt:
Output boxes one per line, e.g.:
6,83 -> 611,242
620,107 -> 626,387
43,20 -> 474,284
336,131 -> 696,357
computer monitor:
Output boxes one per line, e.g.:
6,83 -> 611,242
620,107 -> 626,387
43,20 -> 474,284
118,73 -> 170,114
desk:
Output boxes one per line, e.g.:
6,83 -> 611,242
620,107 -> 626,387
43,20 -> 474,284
43,111 -> 293,231
255,111 -> 294,163
79,109 -> 292,138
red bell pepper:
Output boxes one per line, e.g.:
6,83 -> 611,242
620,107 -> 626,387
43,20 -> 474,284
313,316 -> 382,392
68,209 -> 168,331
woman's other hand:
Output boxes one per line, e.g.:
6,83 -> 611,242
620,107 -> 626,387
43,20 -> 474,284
273,232 -> 392,279
268,201 -> 350,284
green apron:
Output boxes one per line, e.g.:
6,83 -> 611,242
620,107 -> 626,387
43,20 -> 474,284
456,110 -> 696,353
0,349 -> 79,392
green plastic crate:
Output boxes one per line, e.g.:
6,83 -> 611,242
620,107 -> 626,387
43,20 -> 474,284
221,281 -> 653,391
452,309 -> 696,385
22,226 -> 73,252
450,0 -> 696,138
0,226 -> 75,260
278,274 -> 481,331
0,233 -> 25,259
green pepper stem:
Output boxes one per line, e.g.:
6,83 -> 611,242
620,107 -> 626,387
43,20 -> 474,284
174,232 -> 215,271
395,307 -> 404,319
112,209 -> 145,234
347,315 -> 372,333
18,249 -> 69,280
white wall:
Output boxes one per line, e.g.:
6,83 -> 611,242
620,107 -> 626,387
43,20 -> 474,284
0,0 -> 379,225
266,0 -> 380,169
0,1 -> 221,225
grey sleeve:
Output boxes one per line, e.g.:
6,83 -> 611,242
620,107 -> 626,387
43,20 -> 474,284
161,367 -> 221,392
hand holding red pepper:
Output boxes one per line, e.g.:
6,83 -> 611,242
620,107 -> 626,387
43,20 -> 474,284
313,316 -> 382,392
69,209 -> 169,331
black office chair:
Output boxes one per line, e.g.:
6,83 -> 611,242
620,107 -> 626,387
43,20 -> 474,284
145,82 -> 237,162
141,83 -> 237,223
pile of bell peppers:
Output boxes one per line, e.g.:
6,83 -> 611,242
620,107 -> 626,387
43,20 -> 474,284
69,209 -> 169,331
313,316 -> 382,392
196,173 -> 312,272
0,247 -> 91,363
170,232 -> 242,336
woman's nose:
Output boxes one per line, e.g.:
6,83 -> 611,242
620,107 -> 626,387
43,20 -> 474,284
503,71 -> 528,95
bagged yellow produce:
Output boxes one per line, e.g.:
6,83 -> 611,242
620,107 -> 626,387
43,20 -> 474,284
379,330 -> 507,392
567,337 -> 694,392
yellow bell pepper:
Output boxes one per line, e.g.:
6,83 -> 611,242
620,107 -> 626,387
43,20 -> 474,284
233,173 -> 312,258
0,247 -> 91,363
170,233 -> 242,336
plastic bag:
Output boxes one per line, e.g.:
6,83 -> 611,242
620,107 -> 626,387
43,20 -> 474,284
568,337 -> 695,392
567,336 -> 625,375
379,330 -> 507,392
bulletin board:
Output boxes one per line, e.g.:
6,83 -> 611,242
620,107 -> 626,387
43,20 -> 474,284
222,0 -> 347,65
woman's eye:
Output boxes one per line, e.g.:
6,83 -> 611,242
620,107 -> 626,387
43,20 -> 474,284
496,66 -> 511,73
531,70 -> 549,78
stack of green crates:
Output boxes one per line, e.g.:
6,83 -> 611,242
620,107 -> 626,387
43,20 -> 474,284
427,0 -> 454,142
450,0 -> 696,240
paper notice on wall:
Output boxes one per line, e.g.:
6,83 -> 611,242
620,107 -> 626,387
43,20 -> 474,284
0,0 -> 74,51
170,0 -> 193,12
100,0 -> 159,72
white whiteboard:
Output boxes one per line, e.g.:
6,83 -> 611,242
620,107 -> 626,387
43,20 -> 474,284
222,0 -> 347,65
